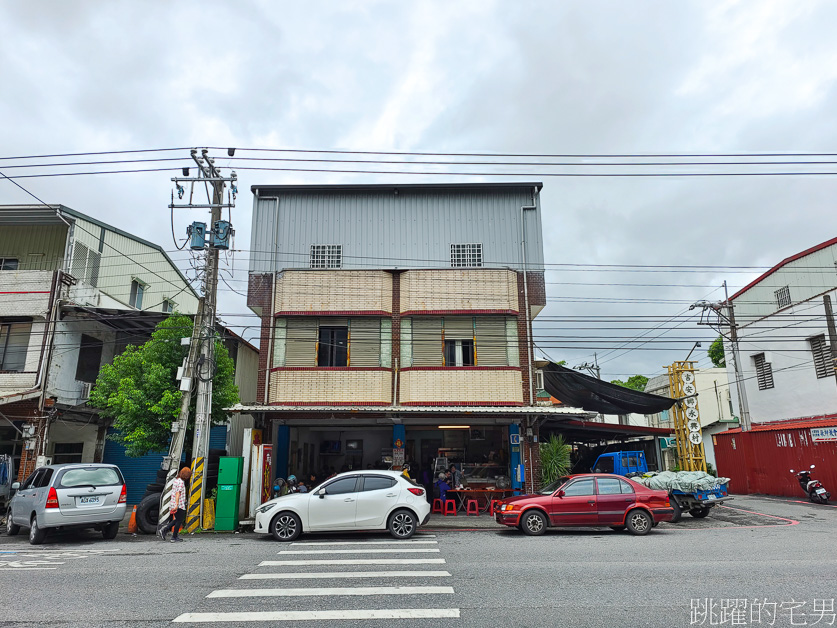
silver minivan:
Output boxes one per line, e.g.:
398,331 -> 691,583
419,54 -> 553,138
6,464 -> 127,544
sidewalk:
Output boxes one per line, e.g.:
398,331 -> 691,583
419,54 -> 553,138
424,511 -> 502,529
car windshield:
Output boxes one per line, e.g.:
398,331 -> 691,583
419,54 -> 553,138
538,476 -> 570,495
58,467 -> 122,488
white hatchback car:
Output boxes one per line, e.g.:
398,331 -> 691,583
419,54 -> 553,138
254,470 -> 430,541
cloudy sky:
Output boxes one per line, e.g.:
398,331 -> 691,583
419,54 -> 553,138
2,0 -> 836,381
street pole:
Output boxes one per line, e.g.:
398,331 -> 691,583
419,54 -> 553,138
158,300 -> 204,527
724,281 -> 751,432
164,148 -> 237,533
823,295 -> 837,387
185,150 -> 224,532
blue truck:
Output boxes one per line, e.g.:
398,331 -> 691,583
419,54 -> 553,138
592,450 -> 732,522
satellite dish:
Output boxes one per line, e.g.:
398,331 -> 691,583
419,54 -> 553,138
687,420 -> 701,432
684,396 -> 698,408
688,431 -> 703,445
683,383 -> 696,396
681,372 -> 695,384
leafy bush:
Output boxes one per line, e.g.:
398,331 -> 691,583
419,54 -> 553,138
540,434 -> 571,486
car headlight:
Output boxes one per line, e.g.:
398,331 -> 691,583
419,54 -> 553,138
500,504 -> 520,512
256,502 -> 277,515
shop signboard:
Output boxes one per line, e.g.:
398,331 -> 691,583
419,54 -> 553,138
811,427 -> 837,442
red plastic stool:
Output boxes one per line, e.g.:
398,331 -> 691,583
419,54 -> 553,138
489,499 -> 502,516
466,499 -> 479,516
443,499 -> 457,516
431,499 -> 443,514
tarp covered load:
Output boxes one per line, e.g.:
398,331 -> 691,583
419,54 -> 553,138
541,362 -> 677,415
632,471 -> 730,493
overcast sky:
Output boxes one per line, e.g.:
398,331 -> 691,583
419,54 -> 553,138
2,0 -> 836,381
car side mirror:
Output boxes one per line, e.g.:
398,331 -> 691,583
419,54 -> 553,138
556,490 -> 565,498
11,482 -> 19,491
317,489 -> 326,498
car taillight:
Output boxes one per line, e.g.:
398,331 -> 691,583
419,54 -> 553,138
46,487 -> 59,509
408,488 -> 424,496
118,484 -> 127,504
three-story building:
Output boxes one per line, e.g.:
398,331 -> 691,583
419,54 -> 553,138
237,182 -> 588,492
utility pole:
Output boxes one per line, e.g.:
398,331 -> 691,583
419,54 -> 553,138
163,148 -> 236,533
690,280 -> 751,432
823,295 -> 837,388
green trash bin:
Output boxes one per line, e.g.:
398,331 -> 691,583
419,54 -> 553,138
215,456 -> 244,531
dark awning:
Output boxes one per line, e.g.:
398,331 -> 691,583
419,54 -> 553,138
542,363 -> 676,415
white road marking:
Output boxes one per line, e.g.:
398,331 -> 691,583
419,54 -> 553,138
290,540 -> 437,546
260,558 -> 446,566
278,548 -> 440,555
240,570 -> 451,580
207,585 -> 455,598
173,609 -> 460,622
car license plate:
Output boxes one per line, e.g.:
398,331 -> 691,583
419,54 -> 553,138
816,488 -> 827,495
706,494 -> 717,500
79,496 -> 101,505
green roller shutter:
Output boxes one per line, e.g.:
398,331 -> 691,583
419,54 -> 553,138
475,316 -> 508,366
443,316 -> 473,339
285,318 -> 318,366
412,317 -> 443,366
349,318 -> 381,367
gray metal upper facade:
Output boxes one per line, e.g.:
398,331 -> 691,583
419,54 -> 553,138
248,183 -> 545,273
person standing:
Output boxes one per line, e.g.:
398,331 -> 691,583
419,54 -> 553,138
449,464 -> 463,488
158,467 -> 191,542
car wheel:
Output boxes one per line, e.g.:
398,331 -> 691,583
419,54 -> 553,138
102,521 -> 119,540
689,507 -> 711,518
136,493 -> 162,535
388,509 -> 417,539
609,525 -> 625,532
271,512 -> 301,541
625,509 -> 652,536
6,508 -> 19,536
669,496 -> 682,523
29,516 -> 47,545
520,510 -> 547,536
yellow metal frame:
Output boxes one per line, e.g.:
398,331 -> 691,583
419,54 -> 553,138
668,361 -> 707,472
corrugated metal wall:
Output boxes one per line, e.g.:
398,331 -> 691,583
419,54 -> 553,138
103,426 -> 228,505
0,224 -> 68,270
250,186 -> 544,274
714,428 -> 837,497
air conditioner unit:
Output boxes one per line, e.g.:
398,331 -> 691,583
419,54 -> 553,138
80,382 -> 92,399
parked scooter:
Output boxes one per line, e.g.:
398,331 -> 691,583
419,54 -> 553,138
790,465 -> 830,504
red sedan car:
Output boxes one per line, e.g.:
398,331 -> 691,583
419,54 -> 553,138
495,473 -> 674,536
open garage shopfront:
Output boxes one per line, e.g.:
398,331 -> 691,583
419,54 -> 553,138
277,422 -> 513,488
229,405 -> 598,493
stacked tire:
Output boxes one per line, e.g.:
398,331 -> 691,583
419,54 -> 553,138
136,469 -> 170,534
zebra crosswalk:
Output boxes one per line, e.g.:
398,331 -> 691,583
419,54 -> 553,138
172,534 -> 460,624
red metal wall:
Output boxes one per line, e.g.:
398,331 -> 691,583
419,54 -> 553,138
714,427 -> 837,498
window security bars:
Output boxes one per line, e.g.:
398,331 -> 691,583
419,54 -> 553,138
450,243 -> 483,268
310,245 -> 342,269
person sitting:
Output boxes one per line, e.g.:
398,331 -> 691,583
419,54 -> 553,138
435,472 -> 451,502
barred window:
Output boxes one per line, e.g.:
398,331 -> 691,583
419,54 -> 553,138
753,353 -> 774,390
809,334 -> 833,379
450,243 -> 482,268
310,245 -> 342,269
775,286 -> 791,309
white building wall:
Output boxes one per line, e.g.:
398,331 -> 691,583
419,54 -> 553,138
46,319 -> 118,406
726,287 -> 837,423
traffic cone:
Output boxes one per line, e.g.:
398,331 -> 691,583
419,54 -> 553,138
127,505 -> 138,534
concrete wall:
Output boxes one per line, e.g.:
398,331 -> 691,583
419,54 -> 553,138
47,421 -> 99,463
400,269 -> 518,313
726,287 -> 837,423
400,369 -> 523,405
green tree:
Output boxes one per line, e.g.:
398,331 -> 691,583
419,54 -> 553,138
708,335 -> 726,368
89,315 -> 239,457
540,434 -> 571,487
610,375 -> 649,391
